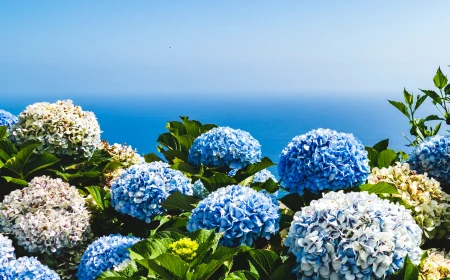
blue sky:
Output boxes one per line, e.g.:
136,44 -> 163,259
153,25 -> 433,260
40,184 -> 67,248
1,1 -> 449,98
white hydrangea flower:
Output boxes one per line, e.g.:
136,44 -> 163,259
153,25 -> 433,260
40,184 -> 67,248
0,176 -> 92,255
369,162 -> 450,240
10,100 -> 101,159
420,249 -> 450,279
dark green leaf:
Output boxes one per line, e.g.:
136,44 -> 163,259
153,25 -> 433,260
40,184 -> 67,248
162,149 -> 189,163
23,152 -> 59,178
251,178 -> 279,193
269,260 -> 296,280
365,147 -> 379,169
425,115 -> 444,121
129,231 -> 183,260
234,157 -> 276,182
415,94 -> 427,110
377,149 -> 398,168
433,67 -> 448,90
388,100 -> 410,118
166,121 -> 188,135
279,193 -> 303,212
85,186 -> 110,210
248,250 -> 278,277
103,161 -> 124,172
358,182 -> 399,194
2,176 -> 28,186
433,122 -> 442,135
171,161 -> 199,175
420,89 -> 442,105
157,133 -> 180,150
0,140 -> 18,157
202,173 -> 237,192
226,271 -> 259,280
403,89 -> 413,106
161,192 -> 200,211
144,153 -> 163,163
189,229 -> 222,267
152,253 -> 190,279
0,149 -> 10,162
3,143 -> 40,176
0,126 -> 7,140
444,83 -> 450,95
373,139 -> 389,153
389,255 -> 419,280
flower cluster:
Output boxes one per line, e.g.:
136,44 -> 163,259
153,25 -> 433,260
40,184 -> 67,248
188,126 -> 262,169
110,162 -> 193,223
9,100 -> 101,159
285,191 -> 422,279
99,140 -> 144,186
408,134 -> 450,186
187,185 -> 280,247
0,176 -> 91,255
0,109 -> 18,129
369,162 -> 450,240
278,128 -> 370,195
192,180 -> 209,199
77,234 -> 141,280
0,234 -> 15,264
253,169 -> 277,183
169,238 -> 199,261
0,257 -> 60,280
420,249 -> 450,280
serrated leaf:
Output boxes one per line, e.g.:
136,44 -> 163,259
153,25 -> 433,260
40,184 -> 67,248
378,149 -> 398,168
152,253 -> 190,279
403,89 -> 413,106
144,152 -> 163,163
171,161 -> 199,175
161,192 -> 200,211
388,100 -> 410,119
373,139 -> 389,153
415,94 -> 427,110
433,67 -> 448,90
445,83 -> 450,95
3,143 -> 40,176
358,182 -> 399,194
2,176 -> 28,186
23,152 -> 59,178
188,229 -> 222,267
420,89 -> 442,105
248,250 -> 278,277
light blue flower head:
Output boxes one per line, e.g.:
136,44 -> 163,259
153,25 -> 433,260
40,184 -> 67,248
77,234 -> 141,280
253,169 -> 277,183
278,128 -> 370,195
284,191 -> 422,280
192,180 -> 209,199
188,126 -> 262,169
187,185 -> 280,247
0,109 -> 18,129
110,162 -> 193,223
0,234 -> 15,264
408,135 -> 450,185
0,257 -> 60,280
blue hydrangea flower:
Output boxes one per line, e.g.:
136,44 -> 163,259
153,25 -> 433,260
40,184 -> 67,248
253,169 -> 277,183
0,257 -> 60,280
408,135 -> 450,185
0,109 -> 18,129
77,234 -> 140,280
188,127 -> 262,169
192,180 -> 209,199
284,191 -> 422,280
278,128 -> 370,195
110,162 -> 193,223
187,185 -> 280,247
0,234 -> 15,264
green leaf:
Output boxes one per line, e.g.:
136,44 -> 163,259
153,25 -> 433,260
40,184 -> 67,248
403,89 -> 413,106
365,147 -> 379,169
0,126 -> 7,140
103,161 -> 124,172
433,122 -> 442,135
234,157 -> 276,182
433,67 -> 448,90
279,193 -> 303,212
0,149 -> 10,162
162,149 -> 189,163
23,152 -> 59,178
269,260 -> 297,280
157,133 -> 180,150
248,250 -> 278,277
85,186 -> 110,210
3,143 -> 40,177
389,255 -> 419,280
2,176 -> 28,186
151,253 -> 190,279
377,149 -> 398,168
388,100 -> 410,119
166,121 -> 188,135
171,161 -> 199,175
161,192 -> 200,212
373,139 -> 389,153
129,231 -> 183,261
420,89 -> 442,105
425,114 -> 444,121
358,182 -> 399,195
226,271 -> 259,280
189,229 -> 222,267
0,140 -> 18,157
444,83 -> 450,95
415,94 -> 427,110
251,178 -> 279,193
144,152 -> 163,163
202,173 -> 237,192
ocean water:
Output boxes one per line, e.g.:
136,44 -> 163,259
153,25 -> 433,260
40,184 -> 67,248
3,94 -> 417,175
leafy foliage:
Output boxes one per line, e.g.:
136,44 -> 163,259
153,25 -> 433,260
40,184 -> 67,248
365,138 -> 406,170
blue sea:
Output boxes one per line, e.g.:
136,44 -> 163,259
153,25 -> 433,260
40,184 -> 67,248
3,94 -> 419,174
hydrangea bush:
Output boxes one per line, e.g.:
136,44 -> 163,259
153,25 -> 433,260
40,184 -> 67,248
77,234 -> 141,280
284,191 -> 423,279
9,100 -> 101,159
0,234 -> 15,264
0,109 -> 18,128
187,185 -> 280,247
110,161 -> 193,223
188,126 -> 262,169
0,257 -> 60,280
408,135 -> 450,186
278,128 -> 370,195
0,176 -> 91,255
420,249 -> 450,279
369,162 -> 450,240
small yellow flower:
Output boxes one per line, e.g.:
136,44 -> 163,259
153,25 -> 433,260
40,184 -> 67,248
169,238 -> 199,261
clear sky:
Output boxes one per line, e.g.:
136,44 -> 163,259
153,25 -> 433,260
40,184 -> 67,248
1,1 -> 450,98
